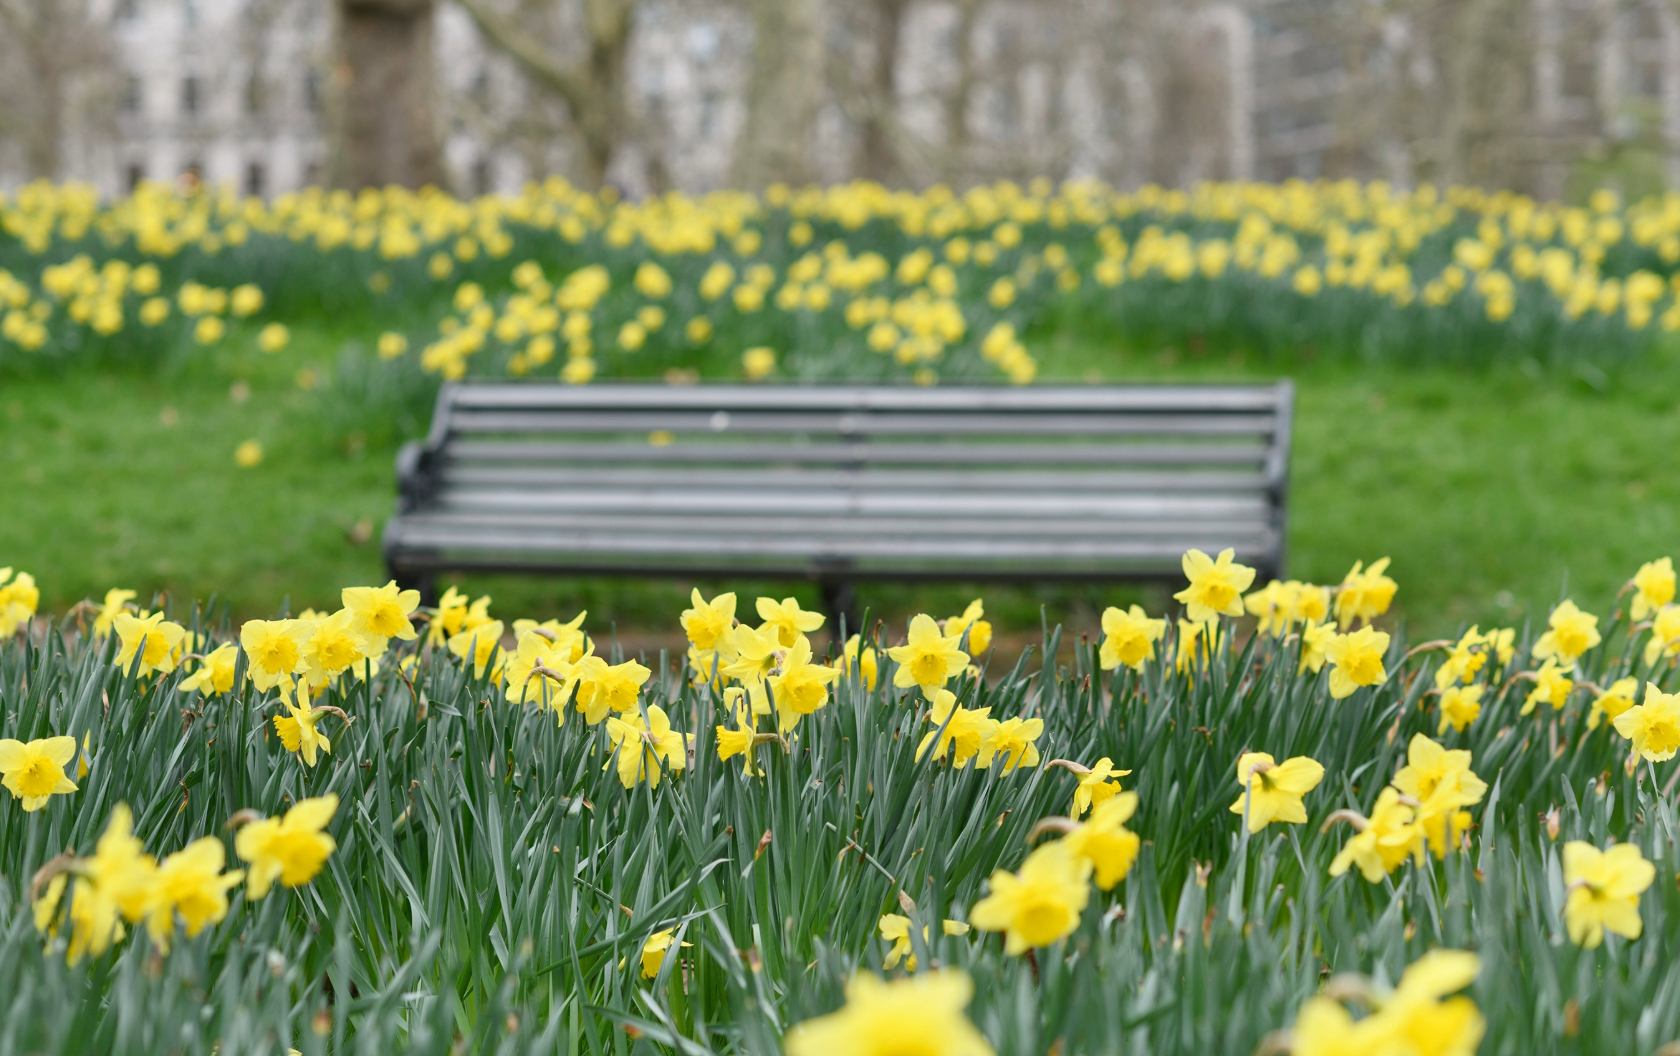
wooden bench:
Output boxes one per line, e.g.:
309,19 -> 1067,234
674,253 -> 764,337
383,381 -> 1293,629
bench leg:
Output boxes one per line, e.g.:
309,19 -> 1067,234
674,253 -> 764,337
819,578 -> 859,643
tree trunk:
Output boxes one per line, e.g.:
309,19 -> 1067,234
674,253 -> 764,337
858,0 -> 906,184
733,0 -> 825,190
332,0 -> 444,190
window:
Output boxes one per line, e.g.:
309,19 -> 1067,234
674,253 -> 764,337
181,75 -> 200,116
245,74 -> 262,116
182,0 -> 196,28
304,69 -> 321,113
470,68 -> 490,107
472,157 -> 493,196
121,76 -> 142,115
245,161 -> 266,198
116,0 -> 139,20
125,163 -> 146,193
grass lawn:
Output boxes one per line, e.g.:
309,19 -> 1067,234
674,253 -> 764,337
5,317 -> 1679,641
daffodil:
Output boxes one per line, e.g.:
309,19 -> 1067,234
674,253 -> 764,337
1322,625 -> 1390,698
0,568 -> 39,636
0,735 -> 78,811
877,914 -> 971,971
1063,792 -> 1142,889
1630,557 -> 1675,619
945,599 -> 992,654
1587,677 -> 1638,730
1174,548 -> 1255,622
887,614 -> 969,696
240,617 -> 314,690
1098,604 -> 1166,670
91,587 -> 136,638
1176,617 -> 1218,673
35,803 -> 154,963
273,679 -> 334,767
234,794 -> 338,899
834,634 -> 879,690
144,836 -> 244,952
1334,558 -> 1397,628
1612,683 -> 1680,761
447,618 -> 505,679
767,635 -> 840,733
757,595 -> 825,646
1382,950 -> 1485,1056
681,589 -> 736,649
1068,756 -> 1130,817
975,716 -> 1042,772
915,690 -> 995,769
572,655 -> 651,724
1562,841 -> 1655,947
112,611 -> 188,677
635,927 -> 692,978
1533,599 -> 1601,666
180,642 -> 239,696
970,840 -> 1092,954
301,608 -> 372,687
1521,658 -> 1574,715
1327,787 -> 1422,882
1437,684 -> 1484,734
605,705 -> 689,788
502,630 -> 576,712
1298,618 -> 1334,674
1433,626 -> 1488,688
783,970 -> 995,1056
1229,752 -> 1325,833
341,580 -> 421,656
1643,604 -> 1680,665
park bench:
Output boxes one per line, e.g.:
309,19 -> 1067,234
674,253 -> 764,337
383,380 -> 1294,629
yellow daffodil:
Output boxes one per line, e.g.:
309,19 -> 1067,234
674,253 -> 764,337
1643,604 -> 1680,665
240,617 -> 314,690
1098,604 -> 1166,670
180,642 -> 239,696
1382,951 -> 1485,1056
1328,787 -> 1423,883
945,599 -> 992,654
1433,626 -> 1488,688
0,735 -> 78,811
877,914 -> 971,971
971,840 -> 1092,954
1174,548 -> 1256,622
341,580 -> 421,656
1587,677 -> 1639,730
1323,626 -> 1389,698
1176,617 -> 1218,673
446,618 -> 505,680
605,705 -> 689,789
234,794 -> 338,900
1562,841 -> 1656,948
635,927 -> 692,978
35,803 -> 155,963
1229,752 -> 1325,833
112,611 -> 188,677
1630,557 -> 1675,620
887,614 -> 970,696
273,679 -> 334,767
915,690 -> 995,769
1068,756 -> 1131,817
767,635 -> 840,733
1437,684 -> 1484,734
91,588 -> 136,638
783,970 -> 995,1056
757,595 -> 825,647
1533,599 -> 1601,666
502,630 -> 576,712
1063,792 -> 1142,889
572,655 -> 651,724
1612,683 -> 1680,761
144,836 -> 244,952
1334,558 -> 1397,628
301,608 -> 372,687
1390,734 -> 1486,856
681,589 -> 737,649
834,633 -> 879,690
975,716 -> 1043,772
1298,618 -> 1335,674
0,568 -> 39,636
1522,659 -> 1574,715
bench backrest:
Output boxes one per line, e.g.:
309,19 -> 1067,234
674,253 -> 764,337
392,381 -> 1293,580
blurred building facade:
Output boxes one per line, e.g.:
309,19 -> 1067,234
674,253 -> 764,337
4,0 -> 1680,200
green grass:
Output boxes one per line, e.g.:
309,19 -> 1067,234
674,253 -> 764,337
5,318 -> 1680,638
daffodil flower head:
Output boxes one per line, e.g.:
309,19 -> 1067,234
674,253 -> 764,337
887,614 -> 969,696
1643,604 -> 1680,666
447,618 -> 505,680
302,607 -> 373,687
605,705 -> 689,789
945,599 -> 992,655
92,588 -> 137,639
1630,557 -> 1675,620
635,927 -> 691,978
834,634 -> 880,691
1437,684 -> 1485,734
1521,659 -> 1574,716
768,635 -> 840,733
0,568 -> 39,636
341,580 -> 422,656
1327,787 -> 1422,883
975,716 -> 1043,773
1334,558 -> 1397,628
915,690 -> 994,769
876,914 -> 971,971
1063,791 -> 1141,889
1612,682 -> 1680,761
0,735 -> 78,811
1099,604 -> 1166,671
113,611 -> 189,678
1174,548 -> 1256,623
1533,600 -> 1602,667
1323,625 -> 1390,699
144,836 -> 244,952
1433,626 -> 1488,689
1561,840 -> 1656,947
273,678 -> 333,767
1298,618 -> 1335,675
1069,756 -> 1131,818
757,595 -> 825,647
240,617 -> 314,691
681,589 -> 737,650
573,656 -> 650,724
782,969 -> 995,1056
180,643 -> 240,696
234,794 -> 339,900
970,840 -> 1092,954
1587,677 -> 1639,730
1229,751 -> 1325,833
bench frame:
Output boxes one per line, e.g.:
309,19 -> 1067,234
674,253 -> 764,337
386,380 -> 1293,627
